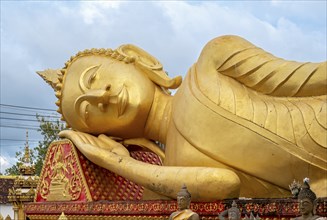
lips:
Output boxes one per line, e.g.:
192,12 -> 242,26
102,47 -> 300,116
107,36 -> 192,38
117,85 -> 128,117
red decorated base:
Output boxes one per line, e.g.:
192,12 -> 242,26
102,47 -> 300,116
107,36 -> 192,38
25,198 -> 327,219
26,140 -> 327,219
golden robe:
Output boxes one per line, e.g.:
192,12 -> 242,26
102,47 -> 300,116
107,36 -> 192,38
164,36 -> 326,198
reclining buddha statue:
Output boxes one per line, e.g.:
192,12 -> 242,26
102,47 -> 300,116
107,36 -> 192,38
38,35 -> 326,201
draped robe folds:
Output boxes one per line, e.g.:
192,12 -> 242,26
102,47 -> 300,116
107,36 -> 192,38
164,36 -> 326,198
169,209 -> 198,220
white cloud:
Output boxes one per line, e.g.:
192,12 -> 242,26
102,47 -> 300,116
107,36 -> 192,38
270,0 -> 282,7
0,155 -> 16,174
0,156 -> 9,167
78,1 -> 123,25
156,1 -> 326,62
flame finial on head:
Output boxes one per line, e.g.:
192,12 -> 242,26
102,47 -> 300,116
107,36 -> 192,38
177,184 -> 191,198
37,69 -> 63,91
298,177 -> 317,202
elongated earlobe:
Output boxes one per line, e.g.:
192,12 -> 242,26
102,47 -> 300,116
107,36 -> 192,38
117,44 -> 182,89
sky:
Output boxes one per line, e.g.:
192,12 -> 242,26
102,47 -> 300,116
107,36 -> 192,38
0,1 -> 326,174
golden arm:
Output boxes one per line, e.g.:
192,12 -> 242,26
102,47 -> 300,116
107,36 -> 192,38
59,130 -> 241,201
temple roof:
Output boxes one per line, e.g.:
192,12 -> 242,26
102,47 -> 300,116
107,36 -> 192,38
19,130 -> 35,176
0,175 -> 15,204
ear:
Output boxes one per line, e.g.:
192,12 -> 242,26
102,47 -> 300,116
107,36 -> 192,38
117,44 -> 182,89
37,69 -> 63,91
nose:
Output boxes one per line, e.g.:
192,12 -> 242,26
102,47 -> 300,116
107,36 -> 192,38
74,88 -> 117,113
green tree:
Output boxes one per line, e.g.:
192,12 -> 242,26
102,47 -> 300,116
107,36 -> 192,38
5,115 -> 65,176
34,115 -> 65,175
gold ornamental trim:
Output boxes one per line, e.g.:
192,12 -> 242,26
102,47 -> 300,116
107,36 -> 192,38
26,215 -> 294,220
68,138 -> 92,201
27,215 -> 170,220
35,139 -> 92,202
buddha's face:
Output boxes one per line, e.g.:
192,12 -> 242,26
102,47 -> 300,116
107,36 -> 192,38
61,55 -> 155,138
177,196 -> 190,210
299,198 -> 314,216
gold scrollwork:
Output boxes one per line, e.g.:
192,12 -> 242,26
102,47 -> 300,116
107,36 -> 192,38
40,143 -> 82,201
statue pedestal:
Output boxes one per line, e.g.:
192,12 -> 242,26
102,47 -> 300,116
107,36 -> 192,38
24,198 -> 327,220
25,140 -> 327,219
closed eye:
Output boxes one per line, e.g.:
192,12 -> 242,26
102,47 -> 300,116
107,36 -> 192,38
79,64 -> 101,92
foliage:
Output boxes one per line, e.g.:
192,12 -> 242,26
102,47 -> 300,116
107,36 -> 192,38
5,115 -> 65,176
34,115 -> 65,175
5,163 -> 20,175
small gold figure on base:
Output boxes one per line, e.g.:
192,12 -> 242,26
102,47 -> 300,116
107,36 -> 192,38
58,212 -> 68,220
169,184 -> 200,220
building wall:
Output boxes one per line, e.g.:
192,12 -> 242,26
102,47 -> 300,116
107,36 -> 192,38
0,204 -> 14,219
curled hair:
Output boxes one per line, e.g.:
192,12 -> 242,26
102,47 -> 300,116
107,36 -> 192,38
177,184 -> 191,198
298,180 -> 317,202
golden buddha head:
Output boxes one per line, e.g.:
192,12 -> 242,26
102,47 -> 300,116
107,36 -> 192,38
38,45 -> 182,138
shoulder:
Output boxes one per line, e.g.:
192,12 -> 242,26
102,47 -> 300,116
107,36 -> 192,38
190,212 -> 200,220
203,35 -> 251,50
169,211 -> 178,219
198,35 -> 255,68
313,216 -> 326,220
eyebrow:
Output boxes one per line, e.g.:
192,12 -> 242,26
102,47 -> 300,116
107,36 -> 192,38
79,64 -> 102,92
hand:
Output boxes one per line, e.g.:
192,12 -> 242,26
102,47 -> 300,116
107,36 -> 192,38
59,130 -> 130,157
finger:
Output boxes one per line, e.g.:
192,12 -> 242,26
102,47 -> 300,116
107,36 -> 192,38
77,131 -> 90,144
73,131 -> 104,147
58,130 -> 75,138
59,130 -> 83,144
59,130 -> 92,147
98,134 -> 130,156
60,130 -> 129,157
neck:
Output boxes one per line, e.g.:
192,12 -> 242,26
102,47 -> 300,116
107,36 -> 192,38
302,213 -> 314,220
144,87 -> 172,144
179,206 -> 190,211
